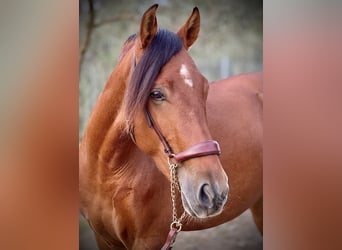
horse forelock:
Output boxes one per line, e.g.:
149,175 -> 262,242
123,29 -> 182,130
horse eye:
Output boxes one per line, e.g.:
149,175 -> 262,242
150,90 -> 166,102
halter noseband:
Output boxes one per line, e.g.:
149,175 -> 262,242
145,109 -> 221,163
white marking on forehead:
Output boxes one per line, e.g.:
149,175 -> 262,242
180,64 -> 193,88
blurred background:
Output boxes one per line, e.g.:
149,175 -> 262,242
79,0 -> 262,249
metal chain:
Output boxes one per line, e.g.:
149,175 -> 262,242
168,158 -> 186,232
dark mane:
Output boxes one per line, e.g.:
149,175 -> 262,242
124,29 -> 182,127
118,34 -> 137,63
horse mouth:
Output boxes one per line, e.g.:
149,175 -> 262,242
180,190 -> 227,218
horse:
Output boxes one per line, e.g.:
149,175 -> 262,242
79,4 -> 263,250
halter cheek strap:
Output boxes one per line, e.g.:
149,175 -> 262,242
145,109 -> 221,163
145,109 -> 173,156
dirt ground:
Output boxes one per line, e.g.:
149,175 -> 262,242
79,210 -> 262,250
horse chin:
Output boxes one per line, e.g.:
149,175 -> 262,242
180,191 -> 224,219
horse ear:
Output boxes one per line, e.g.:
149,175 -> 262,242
177,7 -> 200,50
139,4 -> 159,49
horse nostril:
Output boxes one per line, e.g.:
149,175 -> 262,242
198,184 -> 228,210
198,184 -> 214,209
221,188 -> 228,201
216,188 -> 228,207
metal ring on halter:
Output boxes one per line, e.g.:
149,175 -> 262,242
170,221 -> 182,232
167,155 -> 177,167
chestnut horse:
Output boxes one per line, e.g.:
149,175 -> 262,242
79,4 -> 262,250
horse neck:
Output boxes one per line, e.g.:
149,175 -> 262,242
81,49 -> 136,169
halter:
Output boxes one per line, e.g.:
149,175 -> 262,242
144,109 -> 221,163
145,105 -> 220,250
131,51 -> 221,249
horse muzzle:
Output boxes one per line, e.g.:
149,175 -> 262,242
178,160 -> 229,218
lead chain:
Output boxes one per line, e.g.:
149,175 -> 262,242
169,160 -> 186,232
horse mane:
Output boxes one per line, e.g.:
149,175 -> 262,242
118,34 -> 137,63
123,29 -> 182,129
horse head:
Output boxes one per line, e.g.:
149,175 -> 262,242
122,4 -> 229,218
